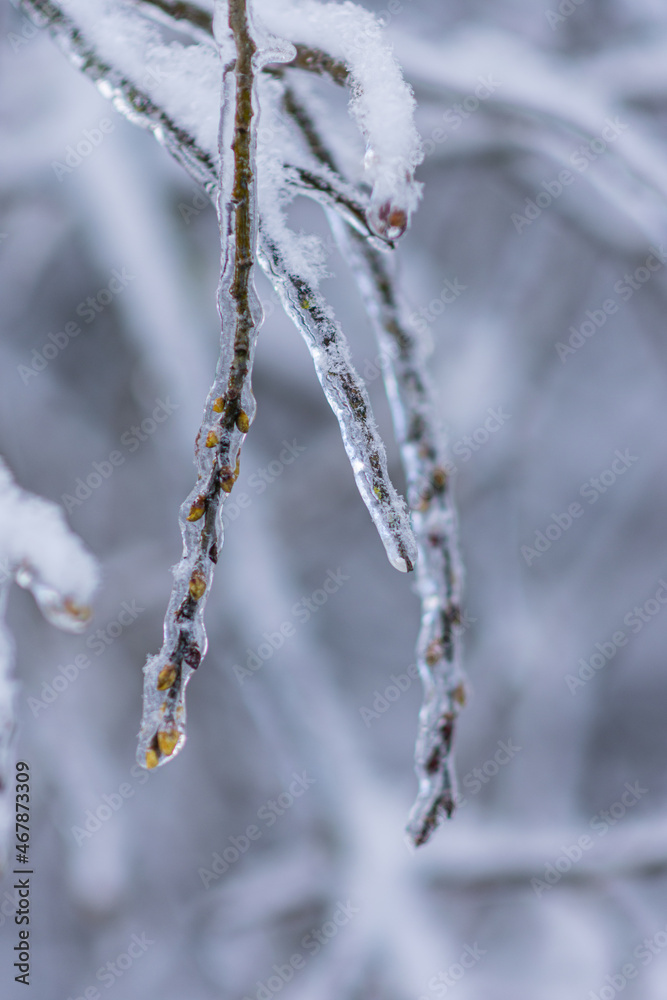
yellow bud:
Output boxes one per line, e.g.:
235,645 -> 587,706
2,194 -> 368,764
157,664 -> 177,691
189,572 -> 206,601
205,430 -> 219,448
145,748 -> 159,769
236,411 -> 250,434
157,729 -> 179,758
186,498 -> 205,521
452,683 -> 466,706
212,396 -> 225,413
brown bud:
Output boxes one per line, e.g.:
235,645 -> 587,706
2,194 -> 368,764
236,411 -> 250,434
212,396 -> 225,413
432,467 -> 448,491
63,598 -> 92,623
425,640 -> 443,666
205,430 -> 219,448
145,748 -> 160,769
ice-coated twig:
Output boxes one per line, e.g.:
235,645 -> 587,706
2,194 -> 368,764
339,230 -> 466,845
280,84 -> 465,843
136,0 -> 285,769
282,163 -> 389,248
259,229 -> 417,574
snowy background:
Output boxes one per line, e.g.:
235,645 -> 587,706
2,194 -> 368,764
3,0 -> 667,997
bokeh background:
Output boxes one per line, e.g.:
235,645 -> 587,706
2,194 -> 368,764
2,0 -> 667,997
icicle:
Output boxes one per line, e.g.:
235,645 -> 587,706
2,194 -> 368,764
259,230 -> 417,573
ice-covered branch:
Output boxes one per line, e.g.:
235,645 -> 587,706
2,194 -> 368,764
339,230 -> 466,844
136,0 -> 285,769
280,84 -> 465,843
259,230 -> 417,573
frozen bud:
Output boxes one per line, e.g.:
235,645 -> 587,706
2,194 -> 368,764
236,411 -> 250,434
157,729 -> 180,758
368,199 -> 408,241
157,664 -> 177,691
205,430 -> 220,448
186,497 -> 206,521
212,396 -> 225,413
452,683 -> 466,706
189,571 -> 206,601
145,747 -> 160,769
425,639 -> 443,665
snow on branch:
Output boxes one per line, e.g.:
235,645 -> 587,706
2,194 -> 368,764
0,457 -> 99,861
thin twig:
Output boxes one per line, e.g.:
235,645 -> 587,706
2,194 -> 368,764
137,0 -> 265,768
259,230 -> 417,573
280,83 -> 466,844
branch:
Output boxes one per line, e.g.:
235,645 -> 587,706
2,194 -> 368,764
280,85 -> 466,845
259,230 -> 417,573
137,0 -> 266,769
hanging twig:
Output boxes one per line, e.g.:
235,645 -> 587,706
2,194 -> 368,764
279,83 -> 466,843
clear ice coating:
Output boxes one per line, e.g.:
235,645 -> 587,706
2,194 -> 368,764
137,0 -> 294,771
